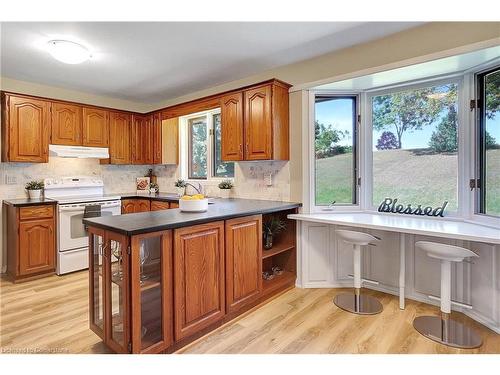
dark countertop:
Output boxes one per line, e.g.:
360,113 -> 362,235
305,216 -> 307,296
83,198 -> 301,236
2,197 -> 58,207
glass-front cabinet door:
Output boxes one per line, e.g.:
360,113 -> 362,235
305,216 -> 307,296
88,227 -> 105,339
105,231 -> 130,353
130,230 -> 173,353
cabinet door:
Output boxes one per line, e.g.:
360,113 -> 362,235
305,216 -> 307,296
153,112 -> 162,164
225,215 -> 262,314
6,95 -> 50,162
244,85 -> 272,160
105,230 -> 130,353
109,112 -> 131,164
130,231 -> 173,353
151,200 -> 170,211
221,92 -> 244,161
169,202 -> 179,209
19,218 -> 55,275
131,115 -> 146,164
88,227 -> 105,339
143,115 -> 154,165
51,102 -> 82,146
136,199 -> 151,212
121,200 -> 136,214
83,108 -> 109,147
174,221 -> 225,340
160,118 -> 179,165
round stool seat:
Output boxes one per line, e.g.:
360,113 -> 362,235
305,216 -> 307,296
336,229 -> 380,246
415,241 -> 478,262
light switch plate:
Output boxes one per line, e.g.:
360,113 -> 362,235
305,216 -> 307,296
5,174 -> 17,185
264,172 -> 273,186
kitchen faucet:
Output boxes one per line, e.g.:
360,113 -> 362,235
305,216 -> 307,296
185,182 -> 204,196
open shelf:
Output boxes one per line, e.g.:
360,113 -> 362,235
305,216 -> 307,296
262,243 -> 295,259
262,270 -> 295,294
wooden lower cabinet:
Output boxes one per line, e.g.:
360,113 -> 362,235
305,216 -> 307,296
173,221 -> 226,340
151,200 -> 170,211
4,203 -> 56,281
121,198 -> 152,214
225,215 -> 262,314
87,211 -> 296,353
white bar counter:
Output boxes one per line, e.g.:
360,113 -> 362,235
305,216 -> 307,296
288,212 -> 500,244
288,212 -> 500,333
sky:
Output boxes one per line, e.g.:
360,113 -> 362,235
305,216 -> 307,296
315,97 -> 500,151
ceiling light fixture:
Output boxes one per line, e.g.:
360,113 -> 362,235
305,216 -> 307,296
47,40 -> 92,64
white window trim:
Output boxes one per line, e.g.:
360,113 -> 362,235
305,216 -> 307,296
308,90 -> 361,213
179,108 -> 234,183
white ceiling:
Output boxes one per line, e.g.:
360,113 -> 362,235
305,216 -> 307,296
0,22 -> 422,103
314,46 -> 500,91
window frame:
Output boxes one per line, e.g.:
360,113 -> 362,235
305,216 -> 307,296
187,115 -> 209,180
365,76 -> 464,217
475,64 -> 500,220
309,91 -> 361,213
179,108 -> 235,183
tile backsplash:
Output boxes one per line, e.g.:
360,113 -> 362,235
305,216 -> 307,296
0,157 -> 291,272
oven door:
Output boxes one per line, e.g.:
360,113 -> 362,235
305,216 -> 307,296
58,201 -> 121,252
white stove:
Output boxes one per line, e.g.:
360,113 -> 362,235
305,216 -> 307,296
44,176 -> 122,275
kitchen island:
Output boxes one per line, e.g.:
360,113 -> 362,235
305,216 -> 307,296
83,198 -> 300,353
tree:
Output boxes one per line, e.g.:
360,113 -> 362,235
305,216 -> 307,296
373,86 -> 445,149
376,131 -> 399,150
314,121 -> 349,158
429,106 -> 457,152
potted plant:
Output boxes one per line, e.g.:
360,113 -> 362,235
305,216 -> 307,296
218,179 -> 234,199
25,180 -> 44,199
262,216 -> 286,250
174,179 -> 187,196
149,182 -> 159,194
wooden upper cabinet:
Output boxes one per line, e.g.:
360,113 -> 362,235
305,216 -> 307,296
225,215 -> 262,314
143,115 -> 154,165
243,81 -> 290,161
19,218 -> 55,276
83,107 -> 109,147
220,92 -> 244,161
1,94 -> 50,163
131,115 -> 153,165
51,102 -> 82,146
109,111 -> 131,164
174,221 -> 225,340
153,112 -> 162,164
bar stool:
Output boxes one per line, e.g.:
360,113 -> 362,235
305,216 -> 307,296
413,241 -> 482,349
334,229 -> 383,315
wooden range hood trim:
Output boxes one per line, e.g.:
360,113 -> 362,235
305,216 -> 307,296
1,78 -> 292,120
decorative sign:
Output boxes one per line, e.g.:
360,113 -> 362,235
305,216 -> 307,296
136,177 -> 150,194
378,198 -> 448,217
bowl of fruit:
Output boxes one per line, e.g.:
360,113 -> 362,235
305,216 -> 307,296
179,194 -> 209,212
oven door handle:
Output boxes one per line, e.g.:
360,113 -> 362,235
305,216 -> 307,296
59,206 -> 86,212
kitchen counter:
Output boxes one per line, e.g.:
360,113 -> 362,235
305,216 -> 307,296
83,198 -> 301,235
2,197 -> 58,207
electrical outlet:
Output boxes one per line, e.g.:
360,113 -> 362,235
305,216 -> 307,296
5,174 -> 17,185
264,172 -> 273,186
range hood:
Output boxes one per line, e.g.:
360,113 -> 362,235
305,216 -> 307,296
49,144 -> 109,159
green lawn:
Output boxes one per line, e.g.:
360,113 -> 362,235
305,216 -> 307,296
315,149 -> 500,215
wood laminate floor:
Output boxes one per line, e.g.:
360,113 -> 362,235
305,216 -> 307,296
1,271 -> 498,354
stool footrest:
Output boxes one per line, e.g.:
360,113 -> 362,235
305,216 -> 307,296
347,274 -> 380,286
428,294 -> 472,310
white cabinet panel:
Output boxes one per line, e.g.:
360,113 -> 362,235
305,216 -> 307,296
470,242 -> 496,321
305,224 -> 330,283
366,230 -> 399,288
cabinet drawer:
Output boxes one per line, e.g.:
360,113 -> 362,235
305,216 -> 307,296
151,200 -> 170,211
20,205 -> 54,220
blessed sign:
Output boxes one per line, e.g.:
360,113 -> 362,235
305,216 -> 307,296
378,198 -> 448,217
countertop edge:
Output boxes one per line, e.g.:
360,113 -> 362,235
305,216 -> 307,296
84,202 -> 301,236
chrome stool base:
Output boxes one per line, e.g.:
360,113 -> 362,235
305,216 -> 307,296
333,292 -> 383,315
413,315 -> 482,349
